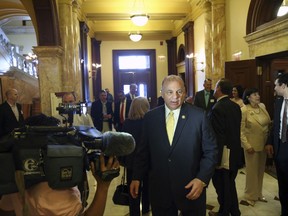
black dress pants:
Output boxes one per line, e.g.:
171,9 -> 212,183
275,141 -> 288,216
212,168 -> 241,216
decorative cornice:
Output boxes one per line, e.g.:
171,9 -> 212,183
244,18 -> 288,57
245,18 -> 288,45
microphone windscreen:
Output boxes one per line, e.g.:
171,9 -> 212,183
102,131 -> 135,156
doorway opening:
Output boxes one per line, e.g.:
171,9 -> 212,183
113,49 -> 157,107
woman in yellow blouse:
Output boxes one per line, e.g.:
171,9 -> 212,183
240,88 -> 271,206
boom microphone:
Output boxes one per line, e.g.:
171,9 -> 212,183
83,131 -> 135,156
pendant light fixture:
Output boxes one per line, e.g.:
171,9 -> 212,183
130,14 -> 150,26
130,0 -> 149,26
129,32 -> 142,42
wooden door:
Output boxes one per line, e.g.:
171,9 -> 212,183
225,59 -> 258,90
113,50 -> 157,108
258,54 -> 288,118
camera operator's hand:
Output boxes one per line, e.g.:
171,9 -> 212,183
90,154 -> 120,184
83,155 -> 119,216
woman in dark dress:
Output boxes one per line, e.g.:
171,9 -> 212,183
122,97 -> 150,216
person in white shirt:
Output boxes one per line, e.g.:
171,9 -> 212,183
54,92 -> 94,127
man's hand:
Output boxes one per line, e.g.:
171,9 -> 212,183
265,144 -> 274,157
184,178 -> 206,200
130,180 -> 140,199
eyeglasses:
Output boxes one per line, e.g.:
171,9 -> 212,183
163,89 -> 184,97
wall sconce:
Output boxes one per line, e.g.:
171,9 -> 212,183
186,53 -> 205,72
232,51 -> 242,61
129,32 -> 142,42
158,55 -> 166,62
90,63 -> 101,79
92,63 -> 101,69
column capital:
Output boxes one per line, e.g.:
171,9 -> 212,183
33,46 -> 63,58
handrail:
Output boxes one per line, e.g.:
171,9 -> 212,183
0,33 -> 38,79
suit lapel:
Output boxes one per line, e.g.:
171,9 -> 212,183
200,91 -> 206,108
170,104 -> 189,148
5,102 -> 18,122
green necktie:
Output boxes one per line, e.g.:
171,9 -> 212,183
205,92 -> 210,107
166,111 -> 175,144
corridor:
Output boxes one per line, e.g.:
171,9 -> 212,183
87,167 -> 281,216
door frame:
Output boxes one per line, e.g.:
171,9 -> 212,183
112,49 -> 157,107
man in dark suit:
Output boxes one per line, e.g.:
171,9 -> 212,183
194,78 -> 216,112
130,75 -> 218,216
266,73 -> 288,216
125,83 -> 138,101
0,88 -> 24,138
113,90 -> 131,131
208,78 -> 242,216
91,90 -> 113,132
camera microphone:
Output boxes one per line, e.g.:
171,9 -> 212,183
83,131 -> 135,156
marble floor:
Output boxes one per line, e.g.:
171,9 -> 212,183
86,167 -> 281,216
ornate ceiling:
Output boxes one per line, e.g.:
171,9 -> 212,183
0,0 -> 206,41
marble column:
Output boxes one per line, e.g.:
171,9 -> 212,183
182,21 -> 195,97
33,46 -> 64,116
58,0 -> 75,92
203,1 -> 213,80
211,0 -> 226,84
72,0 -> 83,101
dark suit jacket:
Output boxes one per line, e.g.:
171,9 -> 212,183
113,99 -> 131,131
90,100 -> 113,131
0,101 -> 24,138
209,96 -> 242,170
122,118 -> 144,169
125,93 -> 138,111
194,89 -> 216,112
133,103 -> 218,211
125,93 -> 134,101
268,96 -> 286,158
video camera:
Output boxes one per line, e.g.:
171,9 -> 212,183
56,102 -> 87,127
0,125 -> 135,196
56,102 -> 87,115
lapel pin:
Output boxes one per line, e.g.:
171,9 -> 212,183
182,115 -> 186,119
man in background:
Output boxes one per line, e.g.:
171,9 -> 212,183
105,88 -> 114,103
194,78 -> 216,112
266,73 -> 288,216
113,91 -> 131,132
91,90 -> 113,132
208,78 -> 242,216
125,83 -> 138,101
54,92 -> 94,127
0,88 -> 24,138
